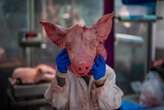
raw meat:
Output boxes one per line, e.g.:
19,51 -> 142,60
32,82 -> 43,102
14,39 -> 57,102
41,13 -> 113,76
10,64 -> 56,85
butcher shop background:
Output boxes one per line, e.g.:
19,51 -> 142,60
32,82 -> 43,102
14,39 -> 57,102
0,0 -> 164,109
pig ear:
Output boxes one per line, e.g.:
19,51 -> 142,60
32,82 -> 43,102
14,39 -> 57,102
40,22 -> 67,48
93,13 -> 114,41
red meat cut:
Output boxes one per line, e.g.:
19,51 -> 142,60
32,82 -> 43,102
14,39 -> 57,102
10,64 -> 56,85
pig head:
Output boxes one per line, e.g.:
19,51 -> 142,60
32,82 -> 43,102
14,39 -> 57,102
41,13 -> 113,76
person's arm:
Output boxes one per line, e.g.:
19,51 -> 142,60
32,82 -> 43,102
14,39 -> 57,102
90,55 -> 123,109
44,49 -> 70,109
91,66 -> 123,109
44,72 -> 69,109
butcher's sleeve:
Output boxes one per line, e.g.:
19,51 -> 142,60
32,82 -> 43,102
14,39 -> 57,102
90,66 -> 123,110
44,72 -> 70,109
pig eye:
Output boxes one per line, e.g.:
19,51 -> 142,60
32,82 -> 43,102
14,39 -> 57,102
99,41 -> 103,44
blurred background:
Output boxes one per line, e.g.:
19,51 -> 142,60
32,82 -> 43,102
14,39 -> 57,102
0,0 -> 164,110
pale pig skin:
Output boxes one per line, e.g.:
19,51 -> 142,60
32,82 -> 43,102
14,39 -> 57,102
11,64 -> 56,85
41,13 -> 113,76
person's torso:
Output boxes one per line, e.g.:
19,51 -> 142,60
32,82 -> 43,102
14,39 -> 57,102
65,72 -> 100,110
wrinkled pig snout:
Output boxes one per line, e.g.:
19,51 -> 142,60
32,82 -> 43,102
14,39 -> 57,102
77,63 -> 90,73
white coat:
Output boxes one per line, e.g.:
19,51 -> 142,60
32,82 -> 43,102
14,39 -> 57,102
44,65 -> 123,110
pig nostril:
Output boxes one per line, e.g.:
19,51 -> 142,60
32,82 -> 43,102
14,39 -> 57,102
78,67 -> 82,71
85,66 -> 89,70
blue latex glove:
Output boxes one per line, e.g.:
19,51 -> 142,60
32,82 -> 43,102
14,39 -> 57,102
91,55 -> 106,80
56,49 -> 71,73
120,100 -> 146,110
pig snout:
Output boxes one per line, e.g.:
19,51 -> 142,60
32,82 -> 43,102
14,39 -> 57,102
71,61 -> 92,76
76,62 -> 90,73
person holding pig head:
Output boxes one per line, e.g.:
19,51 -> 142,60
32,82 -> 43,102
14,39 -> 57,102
41,13 -> 123,110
